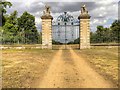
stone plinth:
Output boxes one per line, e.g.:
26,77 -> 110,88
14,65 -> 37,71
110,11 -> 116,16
41,15 -> 53,49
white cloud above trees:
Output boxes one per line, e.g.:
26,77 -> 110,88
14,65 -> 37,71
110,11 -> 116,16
6,0 -> 119,32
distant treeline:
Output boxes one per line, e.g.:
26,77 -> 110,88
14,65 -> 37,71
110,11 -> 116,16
90,20 -> 120,43
0,1 -> 41,44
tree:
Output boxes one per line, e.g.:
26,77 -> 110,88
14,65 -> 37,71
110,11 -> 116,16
0,1 -> 12,13
90,20 -> 120,44
2,11 -> 40,44
52,40 -> 62,45
74,38 -> 79,44
110,20 -> 120,43
2,11 -> 18,44
90,32 -> 97,43
8,11 -> 18,25
96,26 -> 104,43
0,0 -> 12,26
91,26 -> 111,43
38,32 -> 42,44
18,11 -> 39,44
102,27 -> 111,42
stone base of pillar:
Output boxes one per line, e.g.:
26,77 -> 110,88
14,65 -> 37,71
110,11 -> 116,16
80,44 -> 90,49
42,45 -> 52,49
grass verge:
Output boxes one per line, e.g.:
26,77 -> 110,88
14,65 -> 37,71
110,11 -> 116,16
74,46 -> 118,87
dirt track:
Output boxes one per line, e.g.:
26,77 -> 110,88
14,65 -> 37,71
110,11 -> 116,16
37,49 -> 115,88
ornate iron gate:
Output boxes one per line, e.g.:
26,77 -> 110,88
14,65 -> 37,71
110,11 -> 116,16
52,12 -> 80,49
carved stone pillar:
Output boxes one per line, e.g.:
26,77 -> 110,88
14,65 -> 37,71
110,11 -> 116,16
78,5 -> 91,49
41,5 -> 53,49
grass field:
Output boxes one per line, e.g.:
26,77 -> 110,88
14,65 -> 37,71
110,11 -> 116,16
74,46 -> 118,86
1,46 -> 119,88
2,49 -> 57,88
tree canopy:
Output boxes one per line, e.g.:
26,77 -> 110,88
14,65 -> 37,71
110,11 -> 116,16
0,1 -> 12,13
90,20 -> 120,43
0,0 -> 12,26
2,11 -> 40,44
18,11 -> 39,44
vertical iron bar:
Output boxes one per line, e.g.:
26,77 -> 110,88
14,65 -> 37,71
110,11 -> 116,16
65,23 -> 66,49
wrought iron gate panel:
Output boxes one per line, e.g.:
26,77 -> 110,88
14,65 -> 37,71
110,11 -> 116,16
52,12 -> 79,49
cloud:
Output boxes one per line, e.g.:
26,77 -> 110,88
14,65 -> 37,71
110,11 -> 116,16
46,2 -> 96,13
6,0 -> 119,32
89,1 -> 118,31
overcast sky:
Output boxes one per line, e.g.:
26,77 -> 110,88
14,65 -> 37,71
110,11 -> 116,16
6,0 -> 119,32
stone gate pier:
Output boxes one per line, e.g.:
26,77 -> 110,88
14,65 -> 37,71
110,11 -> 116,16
41,4 -> 91,49
41,5 -> 53,49
78,5 -> 91,49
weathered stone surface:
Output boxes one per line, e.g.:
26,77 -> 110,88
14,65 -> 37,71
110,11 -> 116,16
78,14 -> 90,19
41,15 -> 53,20
41,5 -> 53,49
41,4 -> 91,49
78,5 -> 91,49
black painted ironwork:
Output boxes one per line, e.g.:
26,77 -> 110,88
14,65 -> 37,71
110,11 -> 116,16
52,12 -> 79,49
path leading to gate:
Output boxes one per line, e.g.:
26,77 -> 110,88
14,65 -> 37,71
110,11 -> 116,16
38,49 -> 114,88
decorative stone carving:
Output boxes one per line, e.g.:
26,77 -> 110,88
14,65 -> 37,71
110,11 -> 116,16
41,5 -> 53,19
81,5 -> 88,14
78,5 -> 90,19
43,5 -> 51,16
